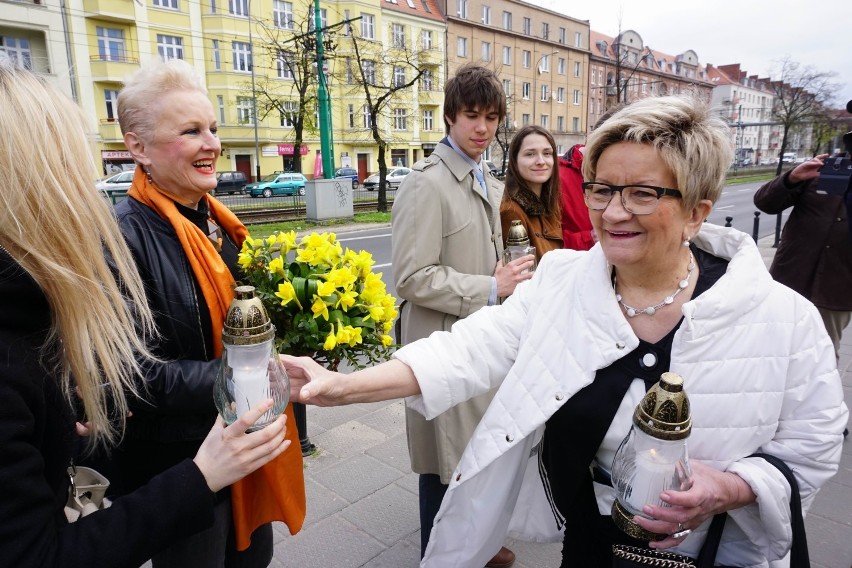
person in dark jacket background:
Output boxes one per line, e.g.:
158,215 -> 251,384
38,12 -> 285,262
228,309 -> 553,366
114,58 -> 305,567
754,154 -> 852,361
0,56 -> 290,568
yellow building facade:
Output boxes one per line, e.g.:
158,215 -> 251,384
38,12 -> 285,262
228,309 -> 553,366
1,0 -> 445,181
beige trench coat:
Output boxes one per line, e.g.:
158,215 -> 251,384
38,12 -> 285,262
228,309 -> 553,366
391,141 -> 505,483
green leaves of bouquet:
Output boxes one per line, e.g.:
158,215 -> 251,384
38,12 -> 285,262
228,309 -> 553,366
238,231 -> 397,370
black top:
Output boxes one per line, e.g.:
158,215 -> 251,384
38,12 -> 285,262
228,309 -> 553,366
0,247 -> 216,567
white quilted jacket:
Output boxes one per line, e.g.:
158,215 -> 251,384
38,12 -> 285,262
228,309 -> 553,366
395,224 -> 848,568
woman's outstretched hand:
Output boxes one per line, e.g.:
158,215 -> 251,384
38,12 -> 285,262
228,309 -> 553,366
193,400 -> 290,493
280,355 -> 350,406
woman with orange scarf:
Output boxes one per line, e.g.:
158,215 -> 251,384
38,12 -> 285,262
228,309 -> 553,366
113,59 -> 305,567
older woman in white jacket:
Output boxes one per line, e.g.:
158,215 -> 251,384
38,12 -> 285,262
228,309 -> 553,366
283,96 -> 848,567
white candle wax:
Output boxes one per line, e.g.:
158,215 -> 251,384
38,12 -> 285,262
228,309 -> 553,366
624,448 -> 673,513
233,367 -> 269,418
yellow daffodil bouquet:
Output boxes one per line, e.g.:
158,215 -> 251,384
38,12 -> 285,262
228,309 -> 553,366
238,230 -> 397,370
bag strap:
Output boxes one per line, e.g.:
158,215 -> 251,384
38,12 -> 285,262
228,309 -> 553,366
695,453 -> 809,568
749,453 -> 810,568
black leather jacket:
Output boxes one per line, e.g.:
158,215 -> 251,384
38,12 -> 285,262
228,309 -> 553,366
114,197 -> 220,447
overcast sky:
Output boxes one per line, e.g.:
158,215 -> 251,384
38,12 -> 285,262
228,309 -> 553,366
532,0 -> 851,108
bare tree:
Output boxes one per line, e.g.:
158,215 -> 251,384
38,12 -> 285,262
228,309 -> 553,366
769,57 -> 837,176
243,1 -> 323,174
337,28 -> 429,212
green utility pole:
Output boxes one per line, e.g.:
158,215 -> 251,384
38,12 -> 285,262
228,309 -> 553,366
315,0 -> 335,178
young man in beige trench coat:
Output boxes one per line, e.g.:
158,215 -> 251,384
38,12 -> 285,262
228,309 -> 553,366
391,63 -> 534,568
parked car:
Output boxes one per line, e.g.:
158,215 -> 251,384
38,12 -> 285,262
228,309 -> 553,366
363,167 -> 412,191
780,152 -> 797,164
334,167 -> 359,189
484,160 -> 499,176
214,170 -> 248,195
96,169 -> 135,203
245,172 -> 308,198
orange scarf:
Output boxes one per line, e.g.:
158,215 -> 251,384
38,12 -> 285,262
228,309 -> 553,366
128,169 -> 306,550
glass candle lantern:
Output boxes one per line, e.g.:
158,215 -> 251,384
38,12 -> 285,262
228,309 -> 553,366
502,220 -> 536,272
611,372 -> 693,541
214,285 -> 289,432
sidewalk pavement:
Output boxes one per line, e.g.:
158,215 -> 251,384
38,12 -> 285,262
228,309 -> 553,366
268,233 -> 852,568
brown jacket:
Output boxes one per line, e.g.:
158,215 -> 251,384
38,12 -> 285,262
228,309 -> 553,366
753,170 -> 852,311
391,141 -> 504,483
499,187 -> 563,262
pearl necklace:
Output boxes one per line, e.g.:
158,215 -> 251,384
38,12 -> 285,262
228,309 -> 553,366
614,251 -> 696,317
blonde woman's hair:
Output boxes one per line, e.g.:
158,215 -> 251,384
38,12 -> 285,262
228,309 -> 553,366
118,58 -> 208,143
583,95 -> 734,211
0,58 -> 156,451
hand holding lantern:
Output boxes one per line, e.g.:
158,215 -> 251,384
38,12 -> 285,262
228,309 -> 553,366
611,372 -> 693,541
502,220 -> 536,272
214,286 -> 290,431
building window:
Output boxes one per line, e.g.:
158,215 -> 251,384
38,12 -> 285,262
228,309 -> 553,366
392,24 -> 405,48
539,54 -> 550,72
572,117 -> 580,131
421,68 -> 434,90
558,27 -> 566,44
361,14 -> 375,39
236,97 -> 254,124
521,82 -> 530,100
96,27 -> 126,61
279,100 -> 297,127
153,0 -> 178,9
481,5 -> 490,24
348,104 -> 355,128
541,22 -> 549,40
556,57 -> 565,75
273,0 -> 294,29
393,108 -> 407,130
457,37 -> 467,58
421,30 -> 432,50
104,89 -> 119,121
232,41 -> 252,72
556,87 -> 565,103
541,114 -> 548,128
393,66 -> 406,87
277,50 -> 294,79
522,113 -> 530,126
363,105 -> 373,128
573,89 -> 580,105
308,8 -> 327,31
521,50 -> 530,68
362,59 -> 376,84
502,79 -> 511,96
456,0 -> 468,19
502,11 -> 511,30
217,95 -> 225,124
540,84 -> 549,101
212,39 -> 221,70
557,116 -> 564,132
481,41 -> 491,62
575,31 -> 582,47
229,0 -> 248,17
157,34 -> 183,61
0,36 -> 32,69
423,109 -> 434,131
502,46 -> 511,65
522,17 -> 531,35
343,9 -> 351,34
574,61 -> 581,77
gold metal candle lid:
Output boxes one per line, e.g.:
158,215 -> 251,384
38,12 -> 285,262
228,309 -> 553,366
222,285 -> 275,345
633,372 -> 692,440
506,220 -> 530,247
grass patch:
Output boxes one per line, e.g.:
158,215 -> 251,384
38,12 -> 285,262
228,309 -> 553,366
246,211 -> 391,238
725,173 -> 776,185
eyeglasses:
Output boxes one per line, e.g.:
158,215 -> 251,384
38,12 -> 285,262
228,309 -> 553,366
582,182 -> 682,215
207,217 -> 223,252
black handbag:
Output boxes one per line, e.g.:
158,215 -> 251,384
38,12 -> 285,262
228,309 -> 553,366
612,453 -> 809,568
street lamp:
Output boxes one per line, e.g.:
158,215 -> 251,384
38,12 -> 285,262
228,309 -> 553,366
247,0 -> 261,182
532,50 -> 558,126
